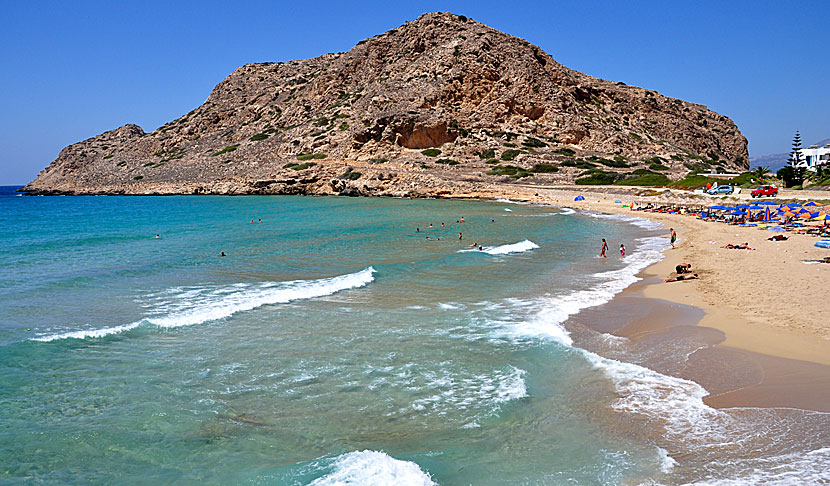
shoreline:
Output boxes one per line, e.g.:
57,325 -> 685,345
479,184 -> 830,412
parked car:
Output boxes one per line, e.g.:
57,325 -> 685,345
707,185 -> 734,195
751,185 -> 778,198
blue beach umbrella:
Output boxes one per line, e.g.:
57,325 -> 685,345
737,204 -> 750,209
815,240 -> 830,249
574,195 -> 585,201
748,205 -> 764,210
786,203 -> 802,208
758,201 -> 778,205
805,201 -> 818,206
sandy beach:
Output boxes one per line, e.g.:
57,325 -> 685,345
466,183 -> 830,411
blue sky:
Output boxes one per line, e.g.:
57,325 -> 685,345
1,0 -> 828,184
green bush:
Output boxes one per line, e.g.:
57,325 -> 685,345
669,174 -> 718,188
345,171 -> 362,180
211,144 -> 239,156
628,132 -> 642,141
522,137 -> 548,148
554,148 -> 576,156
116,161 -> 126,167
487,164 -> 531,178
613,154 -> 628,163
670,154 -> 684,161
478,148 -> 496,159
501,149 -> 521,161
250,133 -> 269,141
531,163 -> 559,173
369,158 -> 388,164
103,154 -> 114,159
421,148 -> 441,157
588,156 -> 628,168
561,159 -> 597,169
503,142 -> 517,148
435,158 -> 460,165
485,158 -> 498,164
284,162 -> 317,170
649,162 -> 669,171
297,153 -> 327,161
575,170 -> 621,185
615,169 -> 670,186
133,175 -> 144,180
339,122 -> 349,131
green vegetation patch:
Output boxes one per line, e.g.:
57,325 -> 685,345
133,175 -> 144,180
522,137 -> 548,148
435,158 -> 460,165
478,148 -> 496,159
575,169 -> 622,185
614,169 -> 670,186
283,162 -> 317,170
561,159 -> 597,169
485,158 -> 498,165
297,153 -> 328,161
531,163 -> 559,173
211,144 -> 239,157
421,148 -> 441,157
250,133 -> 269,141
487,164 -> 532,179
500,149 -> 522,161
554,148 -> 576,156
103,154 -> 114,159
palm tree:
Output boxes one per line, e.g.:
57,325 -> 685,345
752,165 -> 770,179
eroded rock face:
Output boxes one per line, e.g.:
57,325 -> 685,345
24,12 -> 749,195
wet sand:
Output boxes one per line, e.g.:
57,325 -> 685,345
465,183 -> 830,412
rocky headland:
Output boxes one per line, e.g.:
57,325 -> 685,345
23,12 -> 748,196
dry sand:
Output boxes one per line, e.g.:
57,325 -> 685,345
463,183 -> 830,411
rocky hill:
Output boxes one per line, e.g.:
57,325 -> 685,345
23,12 -> 749,196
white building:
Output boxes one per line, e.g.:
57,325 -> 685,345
800,144 -> 830,169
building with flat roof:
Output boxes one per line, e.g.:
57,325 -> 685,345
799,144 -> 830,169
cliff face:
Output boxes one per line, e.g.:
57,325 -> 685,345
24,12 -> 748,196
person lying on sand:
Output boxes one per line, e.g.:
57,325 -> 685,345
768,235 -> 788,241
675,263 -> 692,274
665,273 -> 699,282
722,243 -> 754,250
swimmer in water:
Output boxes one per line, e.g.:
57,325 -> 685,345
458,232 -> 462,240
220,251 -> 226,257
460,217 -> 465,223
154,234 -> 160,239
250,220 -> 255,224
620,244 -> 626,258
441,222 -> 445,227
429,224 -> 433,229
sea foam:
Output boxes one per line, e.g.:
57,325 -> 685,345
309,450 -> 435,486
32,267 -> 376,342
459,239 -> 539,255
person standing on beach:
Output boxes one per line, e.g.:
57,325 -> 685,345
670,228 -> 677,249
600,238 -> 608,258
620,244 -> 626,258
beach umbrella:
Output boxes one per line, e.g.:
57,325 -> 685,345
805,201 -> 818,206
798,212 -> 812,219
815,240 -> 830,249
748,205 -> 764,210
811,213 -> 829,221
758,201 -> 778,205
737,204 -> 750,209
614,199 -> 622,203
782,211 -> 796,218
785,203 -> 802,208
574,195 -> 585,201
764,206 -> 771,221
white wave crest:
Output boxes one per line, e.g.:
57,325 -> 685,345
557,207 -> 576,215
32,267 -> 376,342
586,211 -> 664,231
501,236 -> 664,346
678,447 -> 830,485
504,208 -> 513,212
479,240 -> 539,255
582,351 -> 723,439
309,450 -> 434,486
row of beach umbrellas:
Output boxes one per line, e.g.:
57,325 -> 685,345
706,201 -> 830,221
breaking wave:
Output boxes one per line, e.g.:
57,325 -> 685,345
32,267 -> 377,342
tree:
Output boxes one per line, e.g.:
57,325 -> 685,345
787,130 -> 806,187
752,165 -> 770,179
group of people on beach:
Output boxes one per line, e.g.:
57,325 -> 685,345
599,239 -> 625,258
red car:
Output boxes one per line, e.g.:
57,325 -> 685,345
751,185 -> 778,198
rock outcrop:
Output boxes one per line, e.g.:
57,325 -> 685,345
23,12 -> 749,196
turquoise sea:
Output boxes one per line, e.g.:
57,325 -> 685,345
1,186 -> 829,485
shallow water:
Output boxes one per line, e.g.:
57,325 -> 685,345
1,187 -> 828,485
